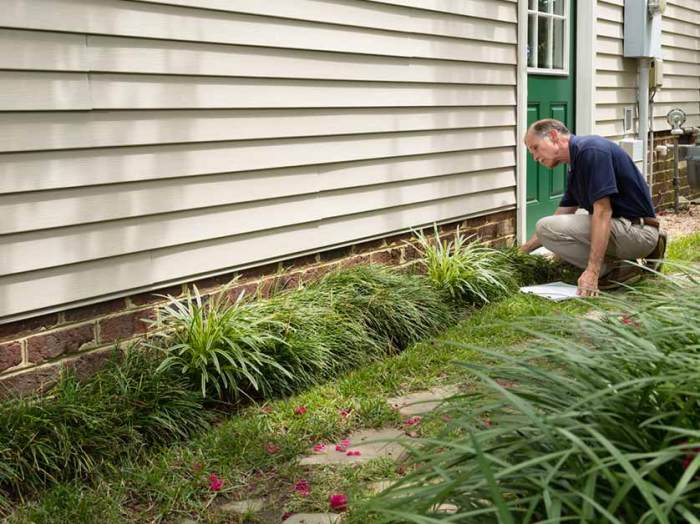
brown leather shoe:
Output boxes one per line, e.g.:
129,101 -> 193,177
598,263 -> 645,290
643,231 -> 667,272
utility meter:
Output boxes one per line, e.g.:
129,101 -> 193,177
624,0 -> 665,58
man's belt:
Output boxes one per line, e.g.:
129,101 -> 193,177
625,217 -> 660,229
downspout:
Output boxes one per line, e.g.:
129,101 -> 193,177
638,58 -> 651,181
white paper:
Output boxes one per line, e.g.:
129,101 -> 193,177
529,246 -> 555,258
519,281 -> 579,301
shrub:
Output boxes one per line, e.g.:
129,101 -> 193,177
414,225 -> 517,304
149,286 -> 291,399
0,348 -> 208,496
365,270 -> 700,523
316,264 -> 457,351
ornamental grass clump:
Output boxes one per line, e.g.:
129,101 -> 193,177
316,264 -> 456,351
414,225 -> 517,305
501,245 -> 579,286
365,270 -> 700,523
0,347 -> 208,497
149,285 -> 291,399
251,285 -> 382,395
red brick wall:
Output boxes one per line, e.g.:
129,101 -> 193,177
0,210 -> 516,397
650,131 -> 700,209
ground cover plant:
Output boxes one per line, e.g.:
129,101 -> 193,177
414,225 -> 518,304
362,269 -> 700,523
0,348 -> 209,506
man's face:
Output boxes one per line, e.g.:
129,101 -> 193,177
525,130 -> 562,169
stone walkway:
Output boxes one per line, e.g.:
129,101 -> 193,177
205,385 -> 459,523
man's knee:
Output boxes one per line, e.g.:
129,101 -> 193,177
535,215 -> 559,241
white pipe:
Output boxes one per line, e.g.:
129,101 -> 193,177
639,58 -> 650,181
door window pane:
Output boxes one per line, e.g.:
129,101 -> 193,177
528,14 -> 537,67
537,16 -> 550,68
553,18 -> 564,69
553,0 -> 564,15
538,0 -> 551,13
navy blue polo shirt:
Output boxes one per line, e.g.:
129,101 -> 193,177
560,135 -> 655,218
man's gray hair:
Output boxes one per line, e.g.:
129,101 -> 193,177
527,119 -> 571,138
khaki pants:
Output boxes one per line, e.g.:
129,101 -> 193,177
536,214 -> 659,276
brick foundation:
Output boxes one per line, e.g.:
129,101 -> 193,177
650,130 -> 700,209
0,210 -> 516,397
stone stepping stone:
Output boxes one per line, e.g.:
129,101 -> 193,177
219,498 -> 265,514
299,428 -> 406,466
283,513 -> 342,524
386,385 -> 460,417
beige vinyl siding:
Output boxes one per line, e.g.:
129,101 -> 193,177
0,0 -> 517,320
655,1 -> 700,130
594,0 -> 638,141
594,0 -> 700,137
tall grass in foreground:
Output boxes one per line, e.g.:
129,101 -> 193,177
364,269 -> 700,523
414,225 -> 517,304
0,348 -> 209,498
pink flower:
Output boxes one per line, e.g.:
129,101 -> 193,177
265,442 -> 281,454
341,439 -> 350,447
208,473 -> 224,491
335,444 -> 347,452
294,405 -> 307,415
294,479 -> 311,497
313,443 -> 327,453
329,493 -> 348,512
346,450 -> 361,456
339,408 -> 352,419
404,416 -> 422,426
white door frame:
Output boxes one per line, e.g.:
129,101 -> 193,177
516,0 -> 596,244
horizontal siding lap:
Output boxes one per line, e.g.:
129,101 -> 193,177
0,107 -> 516,153
0,0 -> 515,62
0,190 -> 515,318
128,0 -> 518,42
0,127 -> 517,194
1,168 -> 515,275
0,148 -> 517,234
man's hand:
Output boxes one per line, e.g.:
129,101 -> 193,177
577,269 -> 600,297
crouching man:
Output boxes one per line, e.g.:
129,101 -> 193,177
520,119 -> 666,297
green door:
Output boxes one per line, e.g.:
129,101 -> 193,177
526,0 -> 576,237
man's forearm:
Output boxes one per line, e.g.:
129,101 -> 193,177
587,209 -> 612,275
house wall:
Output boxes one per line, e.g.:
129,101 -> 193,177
0,0 -> 519,323
594,0 -> 700,139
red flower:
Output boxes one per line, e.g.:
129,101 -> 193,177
682,446 -> 700,470
404,416 -> 422,426
346,450 -> 361,456
265,442 -> 281,454
294,479 -> 311,497
208,473 -> 224,491
335,444 -> 347,452
339,408 -> 352,419
294,405 -> 307,415
282,511 -> 294,521
313,443 -> 327,453
620,315 -> 641,328
329,493 -> 348,512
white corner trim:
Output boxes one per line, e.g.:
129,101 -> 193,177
516,0 -> 528,244
576,0 -> 596,135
